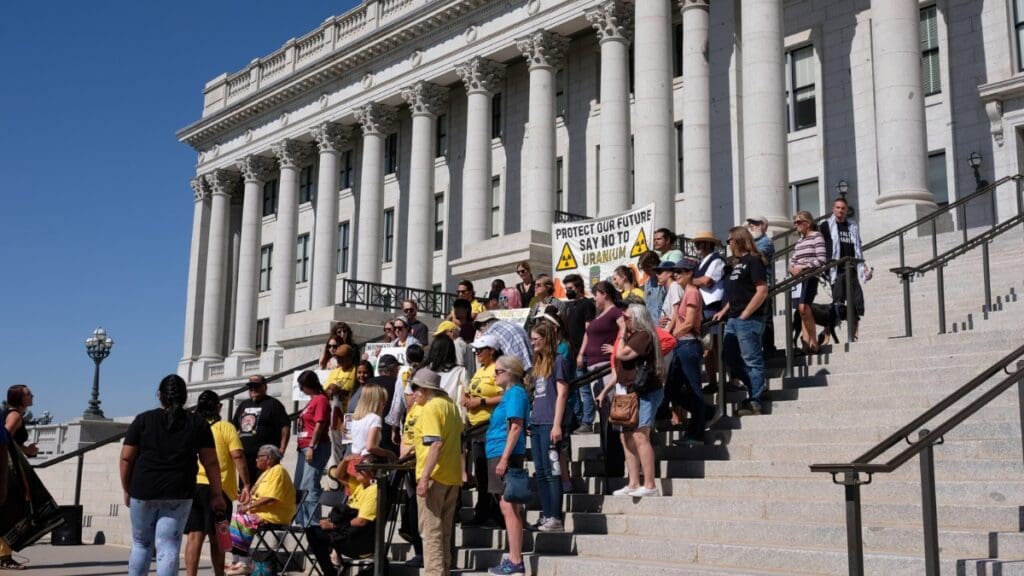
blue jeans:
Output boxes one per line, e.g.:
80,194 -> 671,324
294,443 -> 331,527
674,339 -> 707,437
723,317 -> 766,403
128,498 -> 192,576
529,423 -> 563,521
637,387 -> 664,430
578,362 -> 607,426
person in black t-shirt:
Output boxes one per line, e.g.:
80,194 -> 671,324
121,375 -> 225,576
562,273 -> 597,433
713,227 -> 769,416
232,375 -> 291,485
822,197 -> 869,338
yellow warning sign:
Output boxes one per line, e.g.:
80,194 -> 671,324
630,228 -> 649,257
556,243 -> 578,271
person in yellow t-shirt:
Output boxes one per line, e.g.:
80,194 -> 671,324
325,345 -> 357,465
225,446 -> 296,575
409,369 -> 463,576
460,334 -> 504,528
304,465 -> 379,574
186,391 -> 252,576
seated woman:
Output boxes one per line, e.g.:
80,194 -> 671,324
304,460 -> 378,574
225,445 -> 297,575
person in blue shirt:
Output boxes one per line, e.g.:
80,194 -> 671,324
484,356 -> 529,576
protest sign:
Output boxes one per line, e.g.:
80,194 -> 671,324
551,204 -> 655,296
491,308 -> 532,328
292,369 -> 332,402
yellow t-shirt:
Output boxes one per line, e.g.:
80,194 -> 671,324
326,366 -> 356,394
403,403 -> 423,449
196,420 -> 243,501
252,464 -> 297,525
414,396 -> 464,486
349,482 -> 378,522
471,300 -> 487,315
624,287 -> 645,301
466,363 -> 501,427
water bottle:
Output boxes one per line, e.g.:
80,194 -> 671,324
549,448 -> 560,476
215,511 -> 231,552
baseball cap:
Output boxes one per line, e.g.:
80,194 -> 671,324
470,333 -> 502,351
434,320 -> 458,336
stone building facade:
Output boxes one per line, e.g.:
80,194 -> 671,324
176,0 -> 1020,383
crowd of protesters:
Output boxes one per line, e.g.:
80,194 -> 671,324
45,204 -> 865,576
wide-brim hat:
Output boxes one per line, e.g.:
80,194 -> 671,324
409,368 -> 443,392
691,230 -> 722,246
675,257 -> 698,272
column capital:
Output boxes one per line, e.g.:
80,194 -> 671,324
190,177 -> 209,201
204,169 -> 240,196
455,57 -> 506,95
310,122 -> 354,153
236,155 -> 277,184
587,1 -> 634,44
400,82 -> 449,117
354,102 -> 398,136
271,139 -> 314,169
516,30 -> 569,70
679,0 -> 710,10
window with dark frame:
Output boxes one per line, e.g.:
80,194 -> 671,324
555,69 -> 566,118
255,318 -> 269,353
298,165 -> 314,204
434,193 -> 445,251
436,114 -> 448,157
1016,0 -> 1024,72
675,122 -> 684,195
296,234 -> 310,283
262,179 -> 278,217
791,179 -> 820,217
556,156 -> 565,211
259,245 -> 273,292
490,176 -> 501,238
384,133 -> 399,174
491,93 -> 503,139
383,208 -> 395,263
928,150 -> 949,205
337,221 -> 350,274
339,150 -> 354,190
673,22 -> 683,77
786,45 -> 816,132
920,5 -> 941,96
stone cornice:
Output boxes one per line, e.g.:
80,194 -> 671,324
176,0 -> 499,149
516,30 -> 569,70
354,103 -> 398,135
587,1 -> 633,44
400,81 -> 449,117
455,57 -> 506,95
309,122 -> 354,153
272,139 -> 315,170
236,155 -> 277,183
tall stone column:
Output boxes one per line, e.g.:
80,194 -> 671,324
198,169 -> 238,361
869,0 -> 935,232
231,155 -> 275,358
401,82 -> 449,290
456,58 -> 506,247
634,0 -> 675,229
587,1 -> 633,216
269,140 -> 312,347
517,30 -> 568,233
354,103 -> 397,283
681,0 -> 712,234
310,123 -> 352,309
180,178 -> 211,373
741,0 -> 788,229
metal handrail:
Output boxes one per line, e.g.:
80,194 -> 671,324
808,346 -> 1024,576
342,278 -> 458,318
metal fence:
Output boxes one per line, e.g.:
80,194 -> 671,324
342,278 -> 458,318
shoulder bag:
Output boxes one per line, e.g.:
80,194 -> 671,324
608,392 -> 639,428
503,467 -> 532,504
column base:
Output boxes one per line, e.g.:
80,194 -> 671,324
193,357 -> 226,382
860,193 -> 938,240
177,359 -> 194,380
224,352 -> 258,378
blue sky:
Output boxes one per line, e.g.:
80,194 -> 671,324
0,1 -> 359,422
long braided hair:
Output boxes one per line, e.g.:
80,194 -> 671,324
158,374 -> 189,430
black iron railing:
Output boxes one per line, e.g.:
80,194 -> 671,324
555,210 -> 592,223
342,279 -> 458,318
809,345 -> 1024,576
674,235 -> 728,259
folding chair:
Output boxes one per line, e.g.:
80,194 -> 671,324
251,489 -> 323,575
337,469 -> 407,576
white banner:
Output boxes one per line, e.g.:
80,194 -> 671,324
292,369 -> 332,402
491,307 -> 532,328
551,203 -> 655,296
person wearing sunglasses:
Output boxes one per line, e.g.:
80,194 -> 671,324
462,334 -> 506,528
789,210 -> 827,354
401,300 -> 430,345
390,317 -> 421,347
514,261 -> 535,306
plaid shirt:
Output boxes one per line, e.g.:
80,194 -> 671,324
485,320 -> 533,371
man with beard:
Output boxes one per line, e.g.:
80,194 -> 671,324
746,217 -> 776,354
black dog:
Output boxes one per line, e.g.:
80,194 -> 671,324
791,302 -> 842,348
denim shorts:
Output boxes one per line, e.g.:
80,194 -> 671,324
637,387 -> 665,430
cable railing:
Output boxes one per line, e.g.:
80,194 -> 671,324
809,344 -> 1024,576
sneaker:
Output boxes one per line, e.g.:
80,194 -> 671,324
538,517 -> 564,532
488,558 -> 526,575
224,563 -> 251,576
736,401 -> 762,416
526,516 -> 548,531
630,487 -> 659,497
612,485 -> 638,496
574,423 -> 596,434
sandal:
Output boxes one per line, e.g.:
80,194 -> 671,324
0,556 -> 25,570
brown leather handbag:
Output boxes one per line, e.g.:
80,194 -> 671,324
609,392 -> 639,428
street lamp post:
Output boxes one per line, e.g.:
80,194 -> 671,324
83,327 -> 114,420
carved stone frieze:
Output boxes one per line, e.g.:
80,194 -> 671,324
516,30 -> 569,70
400,81 -> 449,117
271,139 -> 314,169
354,102 -> 398,135
236,155 -> 277,183
455,57 -> 506,95
310,122 -> 354,153
204,169 -> 240,196
587,1 -> 634,44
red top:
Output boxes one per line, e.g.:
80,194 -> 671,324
297,394 -> 330,449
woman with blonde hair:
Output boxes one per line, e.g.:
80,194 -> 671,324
347,385 -> 396,474
528,321 -> 572,531
790,210 -> 827,353
596,303 -> 663,497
